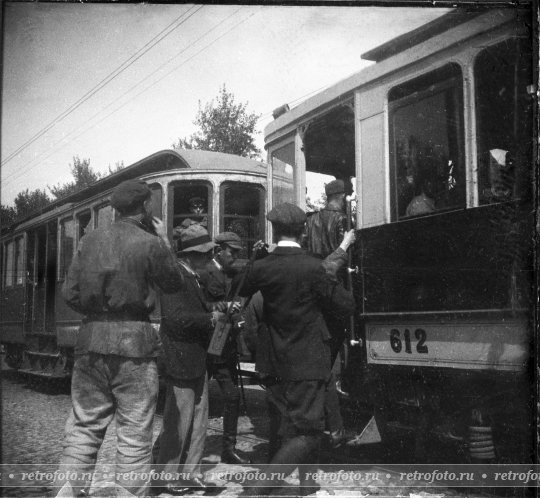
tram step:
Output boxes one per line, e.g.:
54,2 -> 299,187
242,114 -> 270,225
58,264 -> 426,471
25,351 -> 62,359
18,368 -> 70,380
21,350 -> 70,377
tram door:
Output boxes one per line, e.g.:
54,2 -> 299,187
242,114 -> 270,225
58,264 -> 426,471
24,222 -> 57,334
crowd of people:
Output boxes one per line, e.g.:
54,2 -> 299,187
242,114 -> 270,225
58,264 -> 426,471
56,178 -> 356,497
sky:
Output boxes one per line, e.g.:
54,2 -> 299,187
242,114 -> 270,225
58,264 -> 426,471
1,3 -> 450,206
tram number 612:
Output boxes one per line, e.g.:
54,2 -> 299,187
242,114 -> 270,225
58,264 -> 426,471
390,328 -> 429,354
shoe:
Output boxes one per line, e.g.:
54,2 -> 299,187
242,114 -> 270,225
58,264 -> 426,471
329,428 -> 355,448
150,483 -> 191,496
221,447 -> 252,465
182,477 -> 222,495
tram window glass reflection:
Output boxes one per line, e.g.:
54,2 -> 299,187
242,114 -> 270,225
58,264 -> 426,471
77,211 -> 91,241
389,64 -> 465,220
171,182 -> 212,233
4,241 -> 14,287
475,37 -> 533,204
220,182 -> 264,259
270,143 -> 295,208
94,204 -> 113,229
59,218 -> 75,280
14,237 -> 24,286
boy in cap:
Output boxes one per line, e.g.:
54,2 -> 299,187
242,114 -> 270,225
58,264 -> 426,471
59,179 -> 184,497
200,232 -> 251,465
238,203 -> 354,496
153,223 -> 221,495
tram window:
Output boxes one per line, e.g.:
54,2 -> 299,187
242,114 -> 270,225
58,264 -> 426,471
475,38 -> 533,204
270,143 -> 295,208
149,183 -> 163,219
4,240 -> 14,287
94,204 -> 113,229
389,64 -> 465,220
220,182 -> 264,259
77,211 -> 92,241
59,218 -> 75,280
170,182 -> 212,234
14,237 -> 24,286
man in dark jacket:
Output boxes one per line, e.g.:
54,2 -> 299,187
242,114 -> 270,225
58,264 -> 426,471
238,203 -> 354,496
59,179 -> 184,497
153,223 -> 220,496
305,178 -> 353,448
200,231 -> 250,465
305,179 -> 348,260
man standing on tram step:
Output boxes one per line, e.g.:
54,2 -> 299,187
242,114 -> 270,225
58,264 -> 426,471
238,203 -> 354,497
58,179 -> 184,498
304,178 -> 354,449
152,223 -> 222,496
199,231 -> 252,465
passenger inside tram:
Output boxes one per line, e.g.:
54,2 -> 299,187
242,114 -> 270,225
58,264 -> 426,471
405,172 -> 437,217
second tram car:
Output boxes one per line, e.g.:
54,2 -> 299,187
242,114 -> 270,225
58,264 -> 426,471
264,8 -> 536,462
0,149 -> 268,378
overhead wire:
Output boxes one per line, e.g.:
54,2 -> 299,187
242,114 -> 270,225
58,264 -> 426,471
1,4 -> 203,170
3,7 -> 253,187
4,5 -> 332,190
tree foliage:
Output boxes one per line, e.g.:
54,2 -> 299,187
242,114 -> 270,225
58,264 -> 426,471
49,156 -> 101,200
108,160 -> 125,175
173,85 -> 261,159
1,204 -> 17,228
13,188 -> 51,220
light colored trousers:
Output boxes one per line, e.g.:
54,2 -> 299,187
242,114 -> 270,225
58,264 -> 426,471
59,353 -> 159,497
154,373 -> 209,483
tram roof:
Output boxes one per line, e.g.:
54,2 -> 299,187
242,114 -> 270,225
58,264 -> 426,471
4,149 -> 266,232
264,8 -> 518,146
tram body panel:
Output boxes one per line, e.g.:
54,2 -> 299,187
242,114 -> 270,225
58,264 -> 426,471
0,149 -> 267,375
263,8 -> 535,461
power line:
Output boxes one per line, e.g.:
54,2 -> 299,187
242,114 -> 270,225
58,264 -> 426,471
1,4 -> 203,169
4,7 -> 332,190
3,8 -> 251,188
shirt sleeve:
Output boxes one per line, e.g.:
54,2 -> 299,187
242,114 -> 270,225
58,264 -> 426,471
312,265 -> 355,317
148,238 -> 184,293
62,243 -> 83,313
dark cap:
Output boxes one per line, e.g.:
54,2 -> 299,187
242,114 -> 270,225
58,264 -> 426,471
325,179 -> 345,197
267,203 -> 306,227
177,223 -> 216,253
110,180 -> 151,212
215,232 -> 243,250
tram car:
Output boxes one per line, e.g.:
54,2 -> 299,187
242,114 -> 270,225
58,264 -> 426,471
0,149 -> 268,378
264,8 -> 536,462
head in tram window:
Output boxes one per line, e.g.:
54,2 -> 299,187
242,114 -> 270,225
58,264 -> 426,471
324,179 -> 347,212
188,196 -> 206,215
111,179 -> 153,220
214,232 -> 243,270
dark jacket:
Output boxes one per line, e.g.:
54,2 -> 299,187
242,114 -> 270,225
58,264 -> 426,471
200,259 -> 230,303
160,260 -> 213,380
238,246 -> 354,381
305,207 -> 346,259
199,259 -> 239,362
62,217 -> 184,358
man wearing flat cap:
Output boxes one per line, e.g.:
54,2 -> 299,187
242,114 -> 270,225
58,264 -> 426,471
305,178 -> 355,449
237,203 -> 354,496
153,224 -> 221,495
59,179 -> 184,497
199,231 -> 251,465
